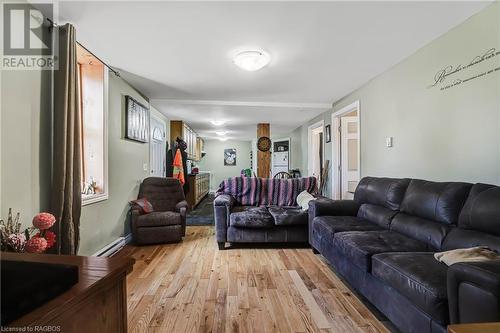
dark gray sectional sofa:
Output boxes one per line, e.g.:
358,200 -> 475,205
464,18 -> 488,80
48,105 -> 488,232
309,177 -> 500,333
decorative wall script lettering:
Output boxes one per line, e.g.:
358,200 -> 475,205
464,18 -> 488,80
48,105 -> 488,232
428,47 -> 500,91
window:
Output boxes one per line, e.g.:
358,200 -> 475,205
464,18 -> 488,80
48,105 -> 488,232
77,44 -> 108,205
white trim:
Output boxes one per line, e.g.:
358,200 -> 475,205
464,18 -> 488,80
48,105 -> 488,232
92,235 -> 127,257
151,98 -> 331,109
82,67 -> 109,206
331,100 -> 361,199
307,120 -> 324,177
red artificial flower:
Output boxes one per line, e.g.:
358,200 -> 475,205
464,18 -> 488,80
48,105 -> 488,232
32,212 -> 56,230
35,231 -> 56,249
25,236 -> 48,253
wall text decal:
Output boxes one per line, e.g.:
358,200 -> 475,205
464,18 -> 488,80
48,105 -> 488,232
428,47 -> 500,91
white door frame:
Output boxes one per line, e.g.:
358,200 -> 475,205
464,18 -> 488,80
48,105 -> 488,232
149,114 -> 167,177
331,101 -> 361,199
307,120 -> 324,177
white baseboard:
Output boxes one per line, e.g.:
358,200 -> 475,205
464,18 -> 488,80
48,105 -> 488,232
93,234 -> 131,257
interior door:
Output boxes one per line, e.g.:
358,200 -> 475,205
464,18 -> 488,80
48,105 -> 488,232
340,116 -> 359,199
150,116 -> 166,177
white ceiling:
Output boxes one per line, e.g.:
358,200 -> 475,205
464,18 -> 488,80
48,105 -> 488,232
59,1 -> 490,140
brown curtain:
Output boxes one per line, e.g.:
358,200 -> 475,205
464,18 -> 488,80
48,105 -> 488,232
51,24 -> 82,255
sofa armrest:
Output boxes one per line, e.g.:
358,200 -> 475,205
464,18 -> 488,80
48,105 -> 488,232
175,200 -> 188,237
309,198 -> 360,218
214,194 -> 235,207
308,198 -> 360,247
447,260 -> 500,324
213,195 -> 234,243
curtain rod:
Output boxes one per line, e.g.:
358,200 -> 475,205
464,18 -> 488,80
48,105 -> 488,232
47,18 -> 120,77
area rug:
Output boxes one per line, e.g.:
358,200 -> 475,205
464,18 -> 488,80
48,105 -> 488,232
186,193 -> 215,225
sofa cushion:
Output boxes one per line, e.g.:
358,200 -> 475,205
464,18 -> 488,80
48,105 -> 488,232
400,179 -> 472,225
390,213 -> 452,250
313,216 -> 384,239
136,211 -> 181,227
268,206 -> 308,226
139,177 -> 185,212
230,206 -> 274,228
333,231 -> 430,271
441,228 -> 500,252
372,252 -> 449,324
458,183 -> 500,236
354,177 -> 411,210
357,203 -> 397,228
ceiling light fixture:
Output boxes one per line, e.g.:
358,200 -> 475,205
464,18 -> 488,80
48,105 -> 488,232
233,50 -> 271,72
216,131 -> 228,136
211,120 -> 226,126
219,137 -> 228,142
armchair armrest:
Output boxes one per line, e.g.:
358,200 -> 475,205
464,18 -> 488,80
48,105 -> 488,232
447,260 -> 500,324
130,208 -> 141,243
175,200 -> 189,237
175,200 -> 189,212
213,194 -> 235,245
308,198 -> 360,248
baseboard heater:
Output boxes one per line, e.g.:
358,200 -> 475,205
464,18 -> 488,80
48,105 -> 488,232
93,234 -> 132,257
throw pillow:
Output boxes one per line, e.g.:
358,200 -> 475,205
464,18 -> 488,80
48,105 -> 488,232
296,190 -> 316,211
434,246 -> 500,266
130,198 -> 154,214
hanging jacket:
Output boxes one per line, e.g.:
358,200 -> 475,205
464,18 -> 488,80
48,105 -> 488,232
173,149 -> 185,185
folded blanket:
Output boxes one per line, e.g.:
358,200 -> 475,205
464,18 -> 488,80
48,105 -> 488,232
434,246 -> 500,266
216,176 -> 317,207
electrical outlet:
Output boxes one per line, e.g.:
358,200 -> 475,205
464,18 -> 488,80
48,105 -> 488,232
386,137 -> 393,148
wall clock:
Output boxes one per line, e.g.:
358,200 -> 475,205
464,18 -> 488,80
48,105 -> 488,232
257,136 -> 272,152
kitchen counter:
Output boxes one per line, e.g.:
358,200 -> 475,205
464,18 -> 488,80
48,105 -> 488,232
187,172 -> 210,209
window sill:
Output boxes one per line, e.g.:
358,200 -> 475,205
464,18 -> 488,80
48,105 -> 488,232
82,193 -> 108,206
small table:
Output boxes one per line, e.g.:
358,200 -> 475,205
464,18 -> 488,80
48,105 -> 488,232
448,322 -> 500,333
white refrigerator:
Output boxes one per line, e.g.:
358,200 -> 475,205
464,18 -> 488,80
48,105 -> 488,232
272,139 -> 290,177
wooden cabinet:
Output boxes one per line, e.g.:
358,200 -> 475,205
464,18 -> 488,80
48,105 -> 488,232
186,173 -> 210,209
170,120 -> 203,161
4,252 -> 134,333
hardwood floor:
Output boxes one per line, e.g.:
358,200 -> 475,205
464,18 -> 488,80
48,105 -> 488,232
121,226 -> 391,333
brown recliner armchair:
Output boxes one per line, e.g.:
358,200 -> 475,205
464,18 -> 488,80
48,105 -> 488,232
131,177 -> 189,245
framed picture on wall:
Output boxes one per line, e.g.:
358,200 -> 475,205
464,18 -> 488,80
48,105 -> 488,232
224,148 -> 237,166
325,124 -> 331,143
125,95 -> 149,143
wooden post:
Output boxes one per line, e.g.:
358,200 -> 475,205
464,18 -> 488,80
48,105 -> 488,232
257,123 -> 270,178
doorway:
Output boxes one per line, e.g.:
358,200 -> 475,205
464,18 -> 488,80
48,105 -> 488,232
150,115 -> 167,177
308,121 -> 324,185
332,101 -> 360,199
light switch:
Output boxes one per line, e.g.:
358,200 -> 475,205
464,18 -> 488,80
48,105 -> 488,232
386,137 -> 393,148
143,163 -> 148,171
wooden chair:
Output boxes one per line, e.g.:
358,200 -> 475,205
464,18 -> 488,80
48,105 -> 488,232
273,172 -> 291,179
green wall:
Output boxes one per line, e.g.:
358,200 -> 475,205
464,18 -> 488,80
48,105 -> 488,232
290,2 -> 500,197
197,139 -> 252,192
0,68 -> 52,228
79,74 -> 169,255
0,64 -> 169,255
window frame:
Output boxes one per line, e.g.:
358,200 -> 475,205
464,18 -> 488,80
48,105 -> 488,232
81,65 -> 109,206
